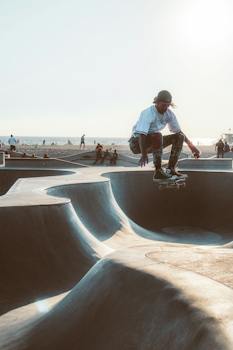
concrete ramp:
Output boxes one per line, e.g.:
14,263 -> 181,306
0,167 -> 233,349
107,170 -> 233,244
0,200 -> 109,315
0,168 -> 74,195
1,250 -> 233,350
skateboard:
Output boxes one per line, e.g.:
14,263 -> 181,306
153,174 -> 188,190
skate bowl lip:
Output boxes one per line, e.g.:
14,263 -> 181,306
1,166 -> 233,203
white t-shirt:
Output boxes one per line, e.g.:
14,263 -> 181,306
132,105 -> 181,135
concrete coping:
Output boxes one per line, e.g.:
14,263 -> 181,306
178,158 -> 232,170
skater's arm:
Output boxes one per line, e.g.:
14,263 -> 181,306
138,134 -> 148,167
178,131 -> 201,158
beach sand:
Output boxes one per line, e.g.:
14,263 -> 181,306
1,143 -> 217,159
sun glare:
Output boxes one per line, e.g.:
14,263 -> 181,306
180,0 -> 231,50
35,300 -> 50,314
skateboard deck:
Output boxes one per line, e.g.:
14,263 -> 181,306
153,174 -> 188,190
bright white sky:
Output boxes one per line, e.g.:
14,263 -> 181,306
1,0 -> 233,138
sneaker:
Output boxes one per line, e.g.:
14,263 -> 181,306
153,168 -> 173,181
167,168 -> 185,177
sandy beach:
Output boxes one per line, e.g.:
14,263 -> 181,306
1,143 -> 217,159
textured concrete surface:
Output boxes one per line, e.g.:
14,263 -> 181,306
0,164 -> 233,349
178,158 -> 232,170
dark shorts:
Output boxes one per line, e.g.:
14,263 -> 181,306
129,132 -> 184,153
10,145 -> 16,151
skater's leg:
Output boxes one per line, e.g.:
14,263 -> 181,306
149,133 -> 163,170
163,133 -> 185,175
147,133 -> 172,180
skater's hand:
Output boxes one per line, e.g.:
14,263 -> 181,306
139,154 -> 148,167
192,147 -> 200,159
189,144 -> 201,159
193,150 -> 200,159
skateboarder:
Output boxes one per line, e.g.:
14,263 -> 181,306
131,90 -> 200,181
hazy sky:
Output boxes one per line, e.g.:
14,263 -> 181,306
1,0 -> 233,138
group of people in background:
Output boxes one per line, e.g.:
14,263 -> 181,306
215,139 -> 233,158
0,134 -> 119,165
94,143 -> 118,165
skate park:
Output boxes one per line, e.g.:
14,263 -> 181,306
0,155 -> 233,349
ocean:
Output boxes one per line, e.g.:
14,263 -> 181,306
0,136 -> 217,146
0,136 -> 129,146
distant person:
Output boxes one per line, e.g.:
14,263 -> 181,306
67,139 -> 72,145
8,134 -> 17,152
93,143 -> 103,164
80,134 -> 85,149
224,141 -> 230,153
42,139 -> 46,145
43,153 -> 49,158
110,149 -> 118,165
130,90 -> 200,180
215,139 -> 225,158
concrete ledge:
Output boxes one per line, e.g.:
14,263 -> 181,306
4,157 -> 85,169
220,152 -> 233,159
178,158 -> 232,170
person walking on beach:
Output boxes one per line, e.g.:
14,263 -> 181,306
215,139 -> 225,158
130,90 -> 200,180
80,134 -> 85,149
8,134 -> 17,152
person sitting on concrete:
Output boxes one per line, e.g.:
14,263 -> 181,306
93,143 -> 103,164
215,139 -> 225,158
110,149 -> 118,165
224,141 -> 230,153
101,149 -> 110,164
8,134 -> 17,152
